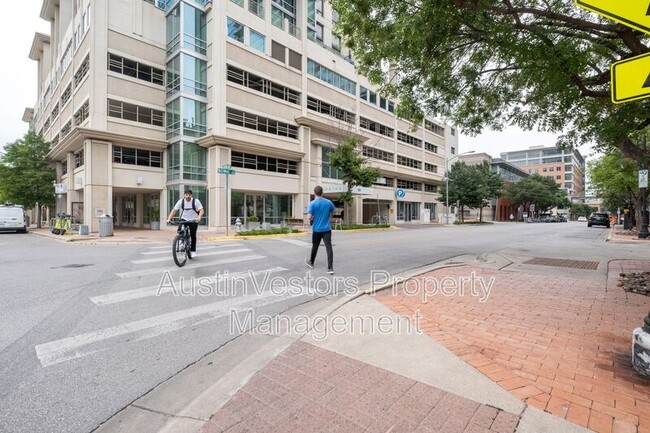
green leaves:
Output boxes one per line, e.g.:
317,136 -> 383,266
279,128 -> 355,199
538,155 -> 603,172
332,0 -> 650,162
504,174 -> 569,213
0,131 -> 56,209
327,137 -> 381,205
440,160 -> 504,221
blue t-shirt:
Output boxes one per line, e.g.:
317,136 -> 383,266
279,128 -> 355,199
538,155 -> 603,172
307,197 -> 336,232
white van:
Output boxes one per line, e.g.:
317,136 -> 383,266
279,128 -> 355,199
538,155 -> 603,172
0,204 -> 28,233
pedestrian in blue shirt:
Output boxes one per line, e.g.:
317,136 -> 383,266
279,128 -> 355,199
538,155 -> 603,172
305,185 -> 336,274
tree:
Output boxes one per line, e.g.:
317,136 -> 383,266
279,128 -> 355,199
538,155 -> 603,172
476,161 -> 504,222
0,131 -> 56,228
328,137 -> 381,223
505,174 -> 568,218
331,0 -> 650,164
588,150 -> 642,227
440,161 -> 504,222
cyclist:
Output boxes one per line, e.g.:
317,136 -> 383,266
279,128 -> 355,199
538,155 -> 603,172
167,189 -> 204,256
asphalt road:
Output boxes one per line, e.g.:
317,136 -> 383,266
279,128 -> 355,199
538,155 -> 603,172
0,222 -> 643,433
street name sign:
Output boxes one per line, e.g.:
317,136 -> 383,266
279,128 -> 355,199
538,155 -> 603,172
574,1 -> 650,34
611,53 -> 650,103
217,165 -> 236,175
640,169 -> 649,188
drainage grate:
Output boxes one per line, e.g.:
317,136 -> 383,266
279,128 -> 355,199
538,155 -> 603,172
523,257 -> 600,270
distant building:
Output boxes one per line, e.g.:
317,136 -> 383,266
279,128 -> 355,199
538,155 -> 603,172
500,145 -> 585,200
458,152 -> 528,221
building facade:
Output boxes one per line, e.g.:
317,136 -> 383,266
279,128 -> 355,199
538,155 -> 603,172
27,0 -> 457,232
458,152 -> 529,221
500,145 -> 585,200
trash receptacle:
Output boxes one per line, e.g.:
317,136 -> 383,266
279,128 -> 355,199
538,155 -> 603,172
98,215 -> 113,237
78,224 -> 89,235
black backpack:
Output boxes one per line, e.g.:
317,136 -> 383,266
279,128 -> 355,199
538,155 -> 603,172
181,198 -> 198,213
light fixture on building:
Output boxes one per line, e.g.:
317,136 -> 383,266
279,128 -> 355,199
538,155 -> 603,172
136,176 -> 143,185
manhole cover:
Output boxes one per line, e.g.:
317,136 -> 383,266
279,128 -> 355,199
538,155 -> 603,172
50,264 -> 94,269
523,258 -> 599,270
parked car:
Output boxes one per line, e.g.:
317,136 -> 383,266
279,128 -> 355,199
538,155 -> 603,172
588,212 -> 610,228
577,216 -> 587,222
0,204 -> 28,233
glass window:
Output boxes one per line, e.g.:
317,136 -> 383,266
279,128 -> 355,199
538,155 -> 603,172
227,18 -> 245,43
182,54 -> 207,97
183,141 -> 207,181
181,98 -> 207,137
183,2 -> 207,55
250,29 -> 265,53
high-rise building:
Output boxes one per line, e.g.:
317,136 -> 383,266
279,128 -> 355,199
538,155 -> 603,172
500,145 -> 585,200
26,0 -> 457,232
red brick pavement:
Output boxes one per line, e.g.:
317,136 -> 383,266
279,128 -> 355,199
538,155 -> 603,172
376,260 -> 650,433
200,341 -> 520,433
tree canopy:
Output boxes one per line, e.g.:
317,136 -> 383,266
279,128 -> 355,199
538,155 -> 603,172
332,0 -> 650,163
505,173 -> 570,215
440,160 -> 503,221
0,131 -> 55,211
328,137 -> 381,205
588,150 -> 641,211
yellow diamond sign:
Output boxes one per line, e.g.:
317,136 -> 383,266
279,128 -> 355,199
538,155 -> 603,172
575,1 -> 650,34
611,53 -> 650,103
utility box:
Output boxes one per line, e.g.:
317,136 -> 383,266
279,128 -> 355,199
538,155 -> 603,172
97,216 -> 114,237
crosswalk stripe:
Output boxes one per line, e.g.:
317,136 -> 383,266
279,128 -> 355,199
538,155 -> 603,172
116,254 -> 266,279
131,248 -> 251,264
140,245 -> 219,255
90,267 -> 289,305
275,238 -> 312,247
35,291 -> 306,367
145,242 -> 243,251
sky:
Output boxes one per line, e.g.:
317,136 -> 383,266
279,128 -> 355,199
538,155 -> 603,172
0,2 -> 50,150
2,1 -> 597,163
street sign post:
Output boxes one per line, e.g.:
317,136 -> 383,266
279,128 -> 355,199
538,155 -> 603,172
218,165 -> 236,236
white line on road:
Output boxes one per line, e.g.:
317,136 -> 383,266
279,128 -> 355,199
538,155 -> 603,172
140,245 -> 218,255
275,238 -> 312,247
144,242 -> 243,251
131,248 -> 251,264
116,254 -> 266,278
89,267 -> 289,305
35,291 -> 304,367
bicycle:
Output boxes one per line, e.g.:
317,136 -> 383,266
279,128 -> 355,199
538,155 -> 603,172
169,220 -> 194,267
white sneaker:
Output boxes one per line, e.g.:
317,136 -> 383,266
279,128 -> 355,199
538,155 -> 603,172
191,251 -> 197,258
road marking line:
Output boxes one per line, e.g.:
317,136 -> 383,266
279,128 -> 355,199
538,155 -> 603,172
145,242 -> 243,251
116,254 -> 266,278
275,238 -> 312,247
90,267 -> 289,305
140,245 -> 219,255
35,291 -> 304,367
131,248 -> 251,264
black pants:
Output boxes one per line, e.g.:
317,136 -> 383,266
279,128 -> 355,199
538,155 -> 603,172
179,221 -> 199,252
310,230 -> 333,269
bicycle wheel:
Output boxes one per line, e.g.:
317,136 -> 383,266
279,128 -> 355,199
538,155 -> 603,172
172,234 -> 188,267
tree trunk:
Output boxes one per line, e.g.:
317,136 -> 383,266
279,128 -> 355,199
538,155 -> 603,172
37,204 -> 41,229
479,206 -> 483,222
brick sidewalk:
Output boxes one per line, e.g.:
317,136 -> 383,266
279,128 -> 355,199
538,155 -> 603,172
376,261 -> 650,433
200,341 -> 520,433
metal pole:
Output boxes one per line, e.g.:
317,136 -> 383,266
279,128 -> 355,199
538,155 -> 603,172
225,171 -> 229,237
446,176 -> 449,225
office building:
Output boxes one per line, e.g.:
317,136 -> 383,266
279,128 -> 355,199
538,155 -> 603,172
500,145 -> 585,200
26,0 -> 457,232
